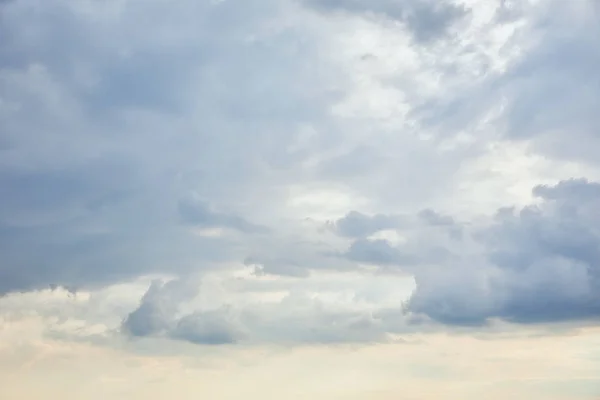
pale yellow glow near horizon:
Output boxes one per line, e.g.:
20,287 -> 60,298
1,321 -> 599,400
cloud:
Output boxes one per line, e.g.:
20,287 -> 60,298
322,179 -> 600,328
120,277 -> 410,345
407,179 -> 600,325
124,176 -> 600,344
344,238 -> 417,266
451,0 -> 600,167
178,195 -> 268,234
171,309 -> 245,345
2,0 -> 600,352
532,178 -> 600,202
0,0 -> 337,293
417,209 -> 456,227
332,210 -> 407,238
122,278 -> 244,345
0,0 -> 526,294
244,256 -> 311,278
302,0 -> 468,42
330,209 -> 461,269
121,280 -> 174,337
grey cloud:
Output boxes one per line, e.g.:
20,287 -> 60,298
244,256 -> 311,278
122,279 -> 405,345
345,238 -> 416,266
0,155 -> 239,294
0,0 -> 336,293
0,0 -> 510,296
3,0 -> 600,344
495,0 -> 526,23
333,210 -> 407,238
172,309 -> 245,345
343,237 -> 452,268
239,228 -> 359,278
122,281 -> 172,337
417,209 -> 455,227
418,209 -> 463,240
532,178 -> 600,202
0,157 -> 135,228
302,0 -> 468,42
122,279 -> 243,345
406,0 -> 599,170
407,179 -> 600,325
332,209 -> 461,239
330,210 -> 461,268
466,0 -> 600,166
242,239 -> 355,277
178,196 -> 268,233
319,179 -> 600,327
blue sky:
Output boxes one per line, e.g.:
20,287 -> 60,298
1,0 -> 600,398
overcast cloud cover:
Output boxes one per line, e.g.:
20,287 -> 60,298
1,0 -> 600,398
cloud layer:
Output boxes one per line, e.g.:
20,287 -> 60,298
2,0 -> 600,348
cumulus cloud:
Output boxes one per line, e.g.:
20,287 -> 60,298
122,278 -> 244,345
323,179 -> 600,327
330,209 -> 461,268
125,179 -> 600,342
171,309 -> 245,345
120,277 -> 411,345
121,281 -> 174,337
407,179 -> 600,325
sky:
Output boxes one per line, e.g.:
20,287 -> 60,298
1,0 -> 600,398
